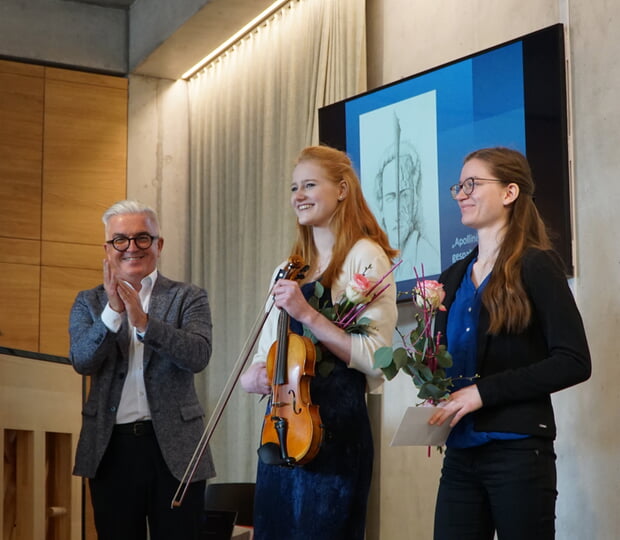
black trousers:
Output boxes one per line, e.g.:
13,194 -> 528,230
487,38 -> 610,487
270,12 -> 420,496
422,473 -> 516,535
89,422 -> 206,540
434,437 -> 557,540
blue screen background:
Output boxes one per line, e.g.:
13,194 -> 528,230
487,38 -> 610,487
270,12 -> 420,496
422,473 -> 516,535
344,43 -> 525,283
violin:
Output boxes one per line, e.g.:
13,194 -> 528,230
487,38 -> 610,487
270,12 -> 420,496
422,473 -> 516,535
258,255 -> 323,467
171,255 -> 322,508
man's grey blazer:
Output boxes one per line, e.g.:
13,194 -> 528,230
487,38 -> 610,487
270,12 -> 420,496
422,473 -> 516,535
69,273 -> 215,482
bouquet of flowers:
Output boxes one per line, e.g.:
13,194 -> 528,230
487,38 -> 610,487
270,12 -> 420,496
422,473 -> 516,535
305,262 -> 399,376
373,276 -> 453,405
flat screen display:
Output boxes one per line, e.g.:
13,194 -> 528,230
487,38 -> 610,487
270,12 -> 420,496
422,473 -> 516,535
319,24 -> 571,292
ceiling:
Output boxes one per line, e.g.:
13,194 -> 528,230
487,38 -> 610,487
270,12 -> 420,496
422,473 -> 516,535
63,0 -> 277,79
63,0 -> 136,8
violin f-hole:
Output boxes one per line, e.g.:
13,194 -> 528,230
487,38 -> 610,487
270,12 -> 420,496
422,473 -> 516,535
288,389 -> 302,414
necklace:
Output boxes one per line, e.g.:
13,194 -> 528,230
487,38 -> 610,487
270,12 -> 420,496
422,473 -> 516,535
472,257 -> 495,287
313,258 -> 330,277
476,258 -> 495,272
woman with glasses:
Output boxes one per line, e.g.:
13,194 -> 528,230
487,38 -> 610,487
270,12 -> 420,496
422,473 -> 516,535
428,147 -> 591,539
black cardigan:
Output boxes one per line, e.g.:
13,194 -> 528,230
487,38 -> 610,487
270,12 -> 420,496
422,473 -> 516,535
436,247 -> 591,439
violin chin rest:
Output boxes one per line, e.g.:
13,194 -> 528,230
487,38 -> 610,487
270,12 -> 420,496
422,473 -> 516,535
257,443 -> 295,467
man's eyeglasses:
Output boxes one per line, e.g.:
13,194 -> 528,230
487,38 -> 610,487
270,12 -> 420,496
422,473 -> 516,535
449,177 -> 506,199
106,234 -> 159,252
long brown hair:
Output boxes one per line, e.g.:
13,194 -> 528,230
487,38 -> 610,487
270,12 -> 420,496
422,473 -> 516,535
289,146 -> 398,287
466,147 -> 553,333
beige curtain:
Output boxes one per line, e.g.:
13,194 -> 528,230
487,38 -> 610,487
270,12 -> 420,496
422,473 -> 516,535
187,0 -> 367,482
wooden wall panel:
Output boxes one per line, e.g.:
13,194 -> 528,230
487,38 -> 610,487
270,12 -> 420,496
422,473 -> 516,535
46,67 -> 128,90
0,238 -> 40,266
40,267 -> 102,358
1,61 -> 127,540
18,431 -> 40,539
0,59 -> 44,78
42,69 -> 128,246
2,430 -> 12,540
41,241 -> 103,271
46,433 -> 73,540
1,354 -> 83,539
0,60 -> 44,241
39,67 -> 127,358
0,355 -> 82,433
0,62 -> 127,356
0,263 -> 40,351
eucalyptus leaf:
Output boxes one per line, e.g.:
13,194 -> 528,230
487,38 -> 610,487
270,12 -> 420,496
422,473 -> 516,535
381,362 -> 399,381
432,368 -> 446,379
436,347 -> 453,368
417,385 -> 433,400
409,326 -> 423,345
345,322 -> 372,335
372,283 -> 454,403
314,345 -> 323,365
393,347 -> 410,370
402,364 -> 415,377
373,346 -> 394,369
314,281 -> 325,298
425,383 -> 446,401
323,307 -> 337,321
418,364 -> 433,381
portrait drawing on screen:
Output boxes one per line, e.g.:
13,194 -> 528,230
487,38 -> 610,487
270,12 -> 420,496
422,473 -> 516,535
359,91 -> 441,286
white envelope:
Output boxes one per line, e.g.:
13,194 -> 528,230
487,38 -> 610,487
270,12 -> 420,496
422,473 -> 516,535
390,405 -> 454,446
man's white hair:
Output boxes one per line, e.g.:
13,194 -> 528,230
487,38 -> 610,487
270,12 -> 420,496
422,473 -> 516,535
102,200 -> 160,233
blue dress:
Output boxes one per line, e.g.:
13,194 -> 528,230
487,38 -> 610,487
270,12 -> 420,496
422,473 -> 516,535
253,282 -> 373,540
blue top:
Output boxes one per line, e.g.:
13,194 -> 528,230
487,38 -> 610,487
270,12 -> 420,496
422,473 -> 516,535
445,258 -> 528,448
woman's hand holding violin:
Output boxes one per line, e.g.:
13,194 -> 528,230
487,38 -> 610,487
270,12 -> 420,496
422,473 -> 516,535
240,362 -> 271,395
273,278 -> 353,364
272,279 -> 315,325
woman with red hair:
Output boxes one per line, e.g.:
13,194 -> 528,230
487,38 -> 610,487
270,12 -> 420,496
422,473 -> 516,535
241,145 -> 398,539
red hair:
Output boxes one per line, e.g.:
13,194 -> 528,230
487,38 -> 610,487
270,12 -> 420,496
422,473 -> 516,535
289,146 -> 397,287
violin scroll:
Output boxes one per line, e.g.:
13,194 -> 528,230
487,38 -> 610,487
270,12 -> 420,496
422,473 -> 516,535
276,255 -> 309,283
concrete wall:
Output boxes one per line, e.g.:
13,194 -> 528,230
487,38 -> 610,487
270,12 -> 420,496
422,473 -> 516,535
0,0 -> 210,75
365,1 -> 619,539
561,1 -> 620,535
126,75 -> 191,282
0,0 -> 127,73
128,0 -> 208,72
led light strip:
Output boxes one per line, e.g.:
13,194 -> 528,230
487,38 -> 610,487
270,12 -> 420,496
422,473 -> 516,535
181,0 -> 294,80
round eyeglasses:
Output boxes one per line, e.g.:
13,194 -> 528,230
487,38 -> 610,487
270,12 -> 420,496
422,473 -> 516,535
449,177 -> 506,199
106,233 -> 159,252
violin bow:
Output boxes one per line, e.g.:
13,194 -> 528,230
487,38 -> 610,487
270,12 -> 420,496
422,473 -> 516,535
170,272 -> 286,508
171,258 -> 309,507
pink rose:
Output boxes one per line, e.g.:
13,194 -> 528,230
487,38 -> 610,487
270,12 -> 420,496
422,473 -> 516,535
345,273 -> 373,304
414,280 -> 446,311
